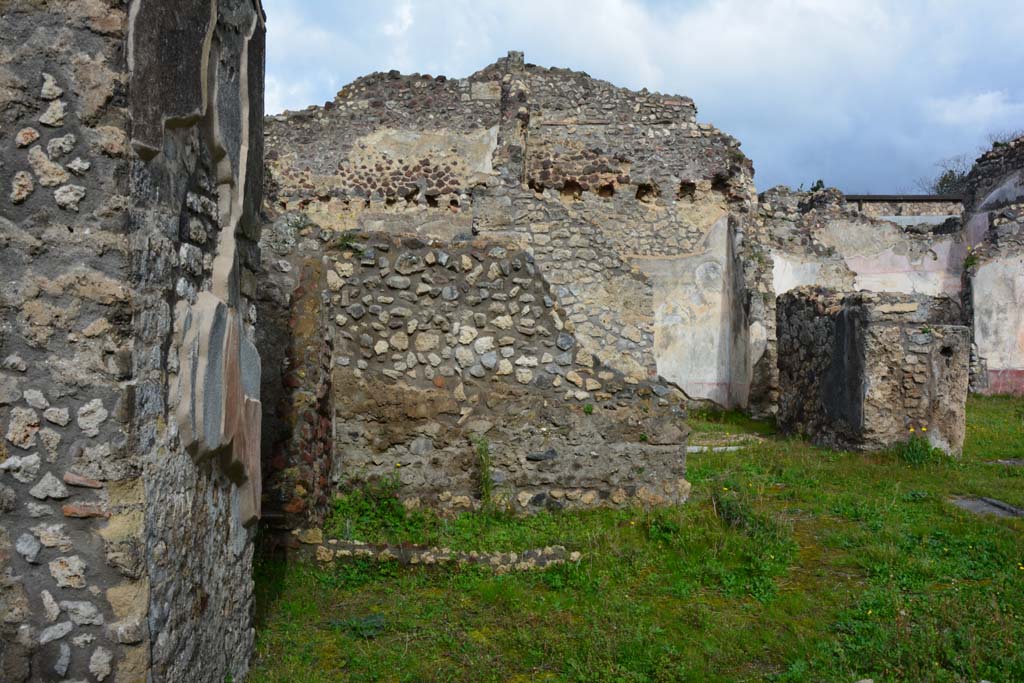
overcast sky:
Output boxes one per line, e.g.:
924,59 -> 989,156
263,0 -> 1024,193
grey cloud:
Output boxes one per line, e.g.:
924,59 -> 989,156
263,0 -> 1024,192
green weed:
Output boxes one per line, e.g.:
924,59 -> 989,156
324,475 -> 433,544
253,396 -> 1024,683
475,437 -> 494,511
893,433 -> 944,465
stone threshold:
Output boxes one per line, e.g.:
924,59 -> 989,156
294,531 -> 582,574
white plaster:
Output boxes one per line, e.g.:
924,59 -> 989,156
645,217 -> 745,407
126,0 -> 141,72
805,218 -> 966,297
966,212 -> 990,246
845,237 -> 965,296
771,252 -> 824,295
973,255 -> 1024,373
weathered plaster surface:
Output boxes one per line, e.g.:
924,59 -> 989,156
962,139 -> 1024,395
129,1 -> 266,680
972,256 -> 1024,393
647,217 -> 746,406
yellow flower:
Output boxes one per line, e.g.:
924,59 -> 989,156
922,427 -> 928,432
723,487 -> 729,491
395,463 -> 401,468
909,427 -> 916,432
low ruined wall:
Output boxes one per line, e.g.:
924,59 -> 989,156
962,138 -> 1024,395
777,288 -> 969,454
264,52 -> 761,411
1,2 -> 264,681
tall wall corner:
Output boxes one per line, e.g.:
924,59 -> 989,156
1,1 -> 266,681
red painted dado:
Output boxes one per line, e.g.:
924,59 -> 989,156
984,369 -> 1024,396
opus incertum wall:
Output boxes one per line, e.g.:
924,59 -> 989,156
1,1 -> 264,681
777,288 -> 970,454
264,52 -> 764,413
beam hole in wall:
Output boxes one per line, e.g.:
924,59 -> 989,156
560,180 -> 584,201
711,173 -> 730,194
635,182 -> 659,202
528,179 -> 545,194
678,180 -> 697,201
426,193 -> 439,208
597,183 -> 615,198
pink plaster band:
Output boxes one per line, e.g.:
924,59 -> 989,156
983,370 -> 1024,396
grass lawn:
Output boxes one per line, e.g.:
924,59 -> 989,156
251,396 -> 1024,683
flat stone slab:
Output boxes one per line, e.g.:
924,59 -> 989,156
990,459 -> 1024,467
950,496 -> 1024,518
689,433 -> 766,448
301,537 -> 583,574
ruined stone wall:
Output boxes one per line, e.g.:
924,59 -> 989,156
265,52 -> 761,411
257,213 -> 690,526
2,3 -> 134,679
257,213 -> 335,529
961,137 -> 1024,395
760,188 -> 968,299
1,1 -> 264,681
777,289 -> 969,454
755,187 -> 970,411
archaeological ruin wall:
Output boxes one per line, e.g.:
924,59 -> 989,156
261,51 -> 1020,471
754,188 -> 971,410
1,1 -> 265,681
257,211 -> 691,529
264,51 -> 763,413
0,10 -> 1016,678
777,289 -> 970,454
760,189 -> 967,301
960,138 -> 1024,395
